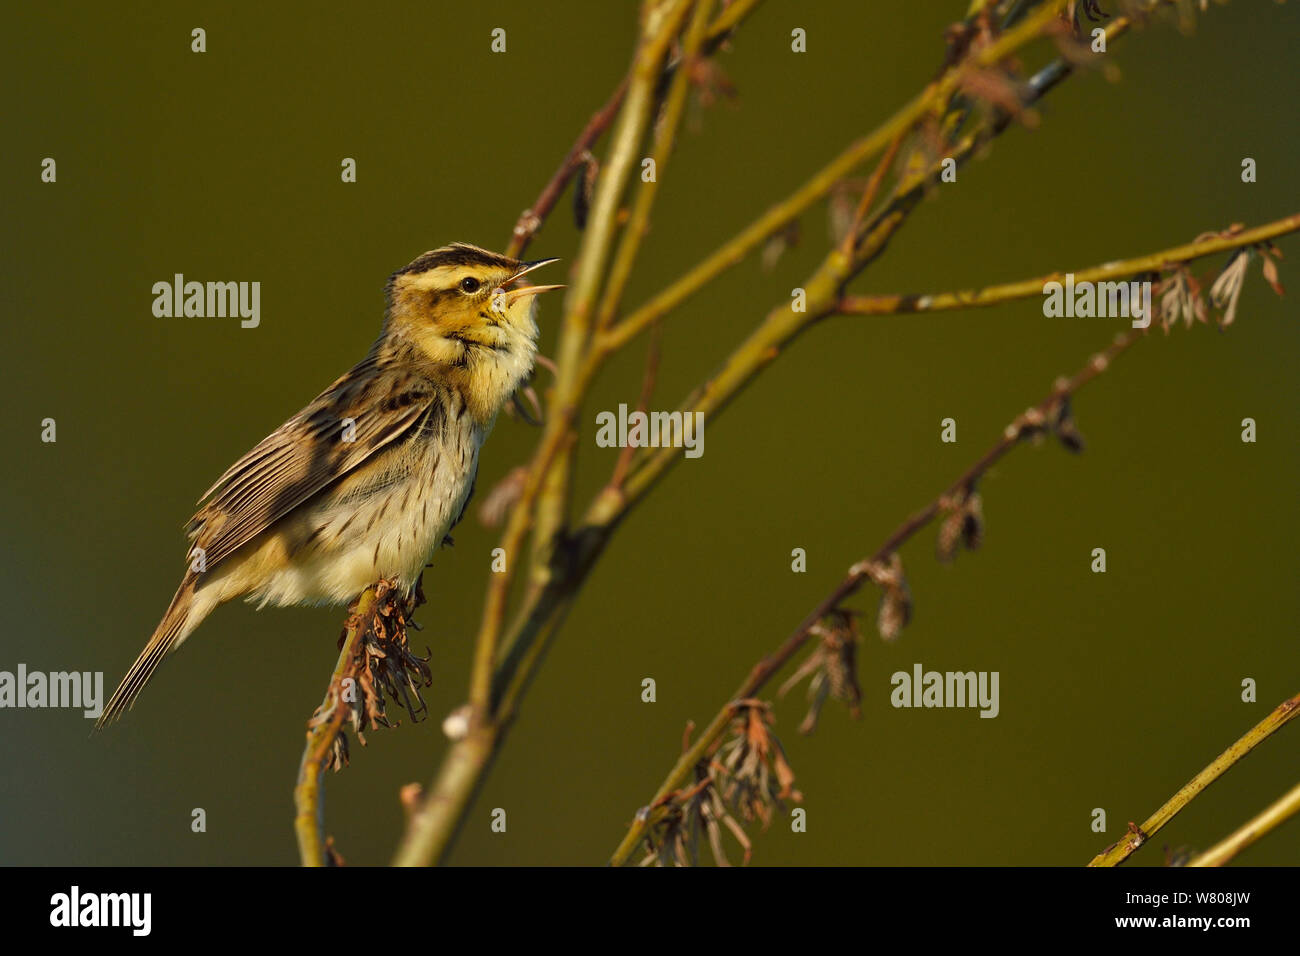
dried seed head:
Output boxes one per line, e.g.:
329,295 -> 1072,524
1050,394 -> 1086,453
1208,248 -> 1252,329
936,502 -> 964,565
1158,269 -> 1206,331
324,576 -> 436,770
638,765 -> 752,868
866,553 -> 911,641
779,610 -> 861,734
713,701 -> 801,832
878,585 -> 911,642
1259,247 -> 1284,296
937,488 -> 983,562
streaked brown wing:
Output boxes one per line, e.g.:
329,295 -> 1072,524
186,355 -> 434,569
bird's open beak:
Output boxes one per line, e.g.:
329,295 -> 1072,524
501,257 -> 564,302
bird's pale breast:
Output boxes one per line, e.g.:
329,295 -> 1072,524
237,403 -> 487,608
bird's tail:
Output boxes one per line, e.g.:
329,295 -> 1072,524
96,576 -> 204,730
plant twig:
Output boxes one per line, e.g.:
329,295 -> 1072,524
839,131 -> 905,259
294,585 -> 379,867
1187,779 -> 1300,867
837,215 -> 1300,317
506,77 -> 630,261
705,0 -> 763,43
1089,692 -> 1300,867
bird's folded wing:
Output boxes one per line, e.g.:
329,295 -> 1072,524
186,358 -> 434,569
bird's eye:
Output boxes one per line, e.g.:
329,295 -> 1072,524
459,276 -> 481,294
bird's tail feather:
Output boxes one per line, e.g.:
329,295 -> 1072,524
96,578 -> 200,730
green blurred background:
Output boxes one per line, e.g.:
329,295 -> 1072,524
2,1 -> 1297,866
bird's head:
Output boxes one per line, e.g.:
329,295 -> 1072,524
384,243 -> 561,417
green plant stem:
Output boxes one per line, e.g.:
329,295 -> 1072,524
392,725 -> 500,867
294,585 -> 378,866
1089,692 -> 1300,866
838,215 -> 1300,316
705,0 -> 763,43
1187,779 -> 1300,867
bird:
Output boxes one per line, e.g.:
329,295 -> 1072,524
96,243 -> 561,729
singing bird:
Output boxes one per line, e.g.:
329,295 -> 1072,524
97,244 -> 561,728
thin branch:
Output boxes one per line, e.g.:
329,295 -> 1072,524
1187,779 -> 1300,867
705,0 -> 764,43
1089,692 -> 1300,867
392,724 -> 500,867
839,131 -> 905,259
506,77 -> 630,261
838,214 -> 1300,317
294,585 -> 379,867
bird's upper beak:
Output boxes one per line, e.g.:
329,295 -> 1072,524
501,257 -> 563,302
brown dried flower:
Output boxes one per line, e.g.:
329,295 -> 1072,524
309,576 -> 434,772
779,609 -> 862,734
1208,249 -> 1252,329
862,552 -> 912,641
937,487 -> 985,563
1157,268 -> 1206,331
713,700 -> 802,831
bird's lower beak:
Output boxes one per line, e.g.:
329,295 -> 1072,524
501,256 -> 563,302
501,283 -> 564,302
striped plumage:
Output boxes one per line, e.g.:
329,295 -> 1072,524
98,244 -> 560,728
